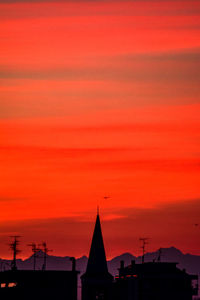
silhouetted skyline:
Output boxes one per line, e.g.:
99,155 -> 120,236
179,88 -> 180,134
1,214 -> 198,300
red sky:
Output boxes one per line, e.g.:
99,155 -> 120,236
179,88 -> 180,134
0,0 -> 200,259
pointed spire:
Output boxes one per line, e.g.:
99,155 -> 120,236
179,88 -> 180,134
86,212 -> 108,275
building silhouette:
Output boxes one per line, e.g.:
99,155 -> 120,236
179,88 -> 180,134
0,260 -> 79,300
113,260 -> 198,300
81,211 -> 113,300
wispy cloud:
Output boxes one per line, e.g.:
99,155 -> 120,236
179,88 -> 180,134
0,196 -> 27,202
1,48 -> 200,85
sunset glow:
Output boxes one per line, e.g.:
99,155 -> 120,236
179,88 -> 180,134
0,0 -> 200,259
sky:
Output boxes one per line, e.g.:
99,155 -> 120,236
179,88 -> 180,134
0,0 -> 200,259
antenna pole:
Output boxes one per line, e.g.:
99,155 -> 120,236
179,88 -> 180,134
39,242 -> 52,271
27,243 -> 40,270
139,238 -> 149,264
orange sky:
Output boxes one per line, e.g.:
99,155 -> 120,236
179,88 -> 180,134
0,0 -> 200,259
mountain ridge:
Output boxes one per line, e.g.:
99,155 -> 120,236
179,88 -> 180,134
0,246 -> 199,275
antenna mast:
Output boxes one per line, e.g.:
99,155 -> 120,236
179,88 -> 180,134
10,236 -> 21,271
27,243 -> 40,270
39,242 -> 52,271
139,238 -> 149,264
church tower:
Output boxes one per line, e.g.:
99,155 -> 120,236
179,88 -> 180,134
81,211 -> 113,300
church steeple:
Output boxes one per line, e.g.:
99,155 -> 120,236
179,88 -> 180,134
86,212 -> 108,275
81,211 -> 113,300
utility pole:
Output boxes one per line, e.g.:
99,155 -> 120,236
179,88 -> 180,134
139,238 -> 149,264
39,242 -> 52,271
27,243 -> 40,271
10,236 -> 21,271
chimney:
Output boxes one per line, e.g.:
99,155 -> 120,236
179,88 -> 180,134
70,257 -> 76,271
120,260 -> 124,269
131,260 -> 135,268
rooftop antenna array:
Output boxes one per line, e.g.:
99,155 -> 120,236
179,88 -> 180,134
9,236 -> 21,271
139,238 -> 149,264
